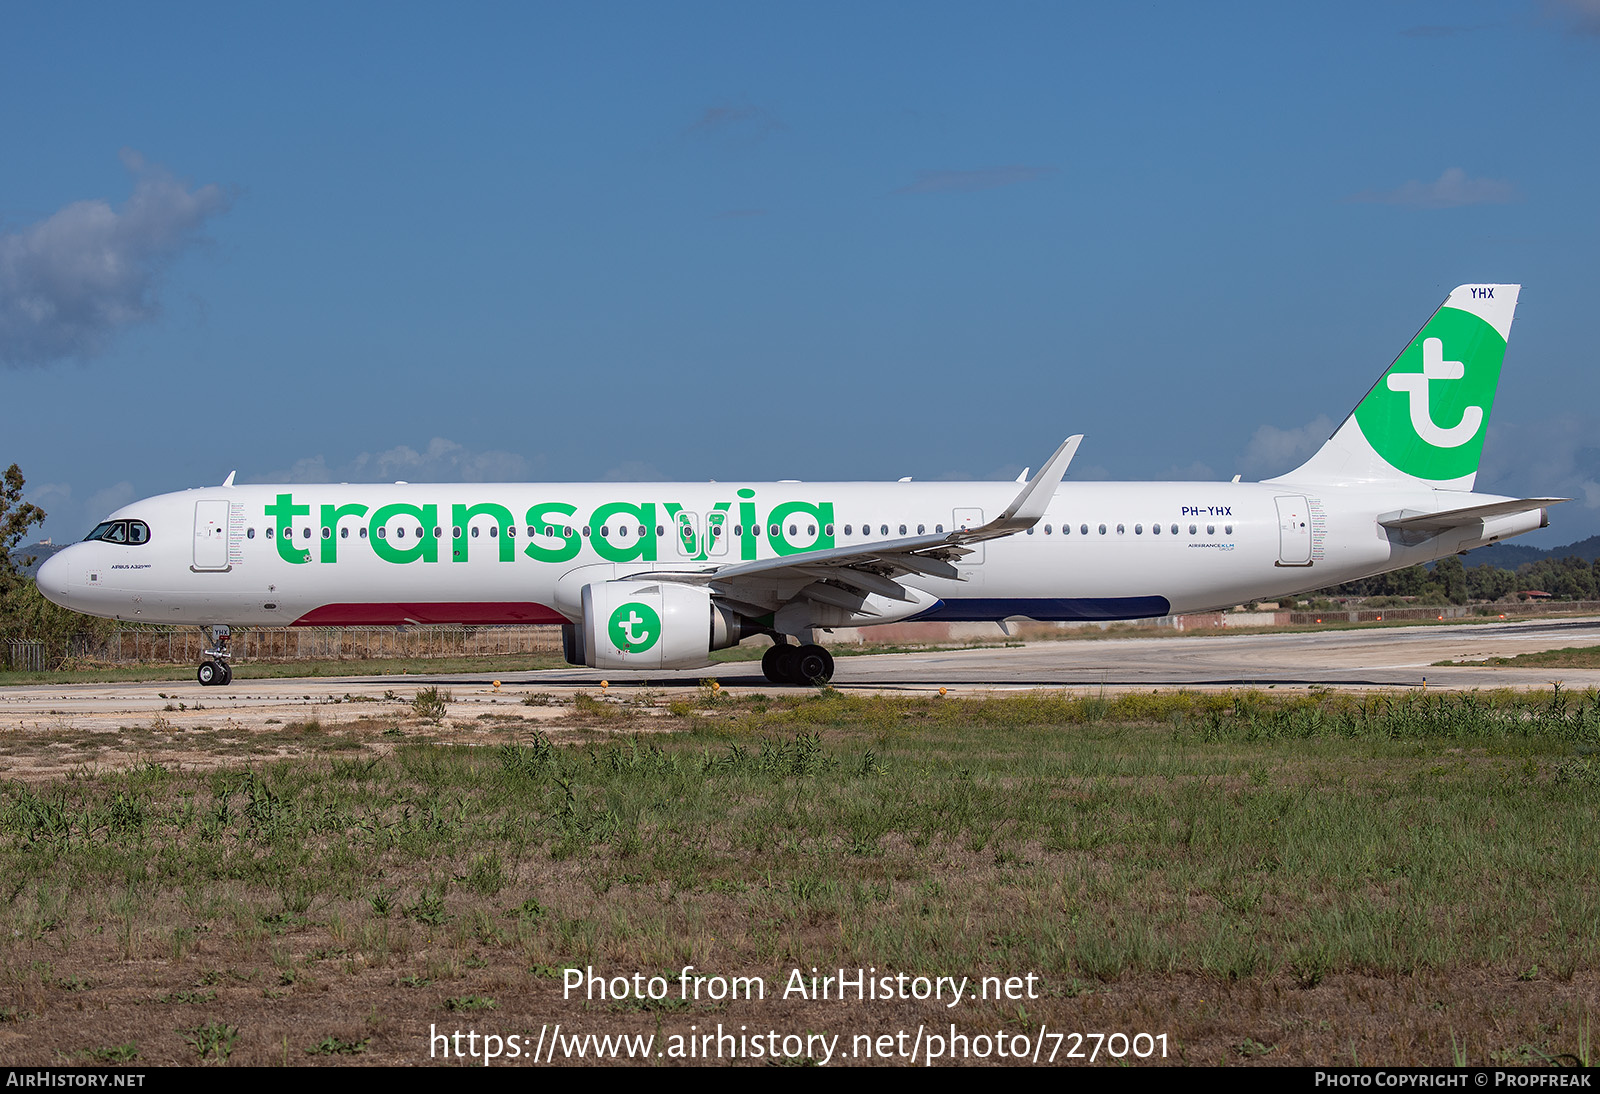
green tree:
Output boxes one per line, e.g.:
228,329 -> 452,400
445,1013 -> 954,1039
1431,555 -> 1468,605
1,464 -> 47,597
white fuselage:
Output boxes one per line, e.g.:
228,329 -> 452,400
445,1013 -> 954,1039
36,479 -> 1542,631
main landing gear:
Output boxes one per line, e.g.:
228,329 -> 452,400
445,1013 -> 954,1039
761,640 -> 835,686
197,625 -> 234,687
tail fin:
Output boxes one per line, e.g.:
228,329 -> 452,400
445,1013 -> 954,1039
1268,284 -> 1519,490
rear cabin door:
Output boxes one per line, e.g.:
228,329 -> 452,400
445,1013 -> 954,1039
1274,495 -> 1312,566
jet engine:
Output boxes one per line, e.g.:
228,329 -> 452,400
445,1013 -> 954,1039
571,580 -> 745,670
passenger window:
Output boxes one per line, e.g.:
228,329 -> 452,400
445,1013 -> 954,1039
321,527 -> 331,539
1151,523 -> 1160,535
247,528 -> 256,540
770,525 -> 779,537
1134,524 -> 1142,535
582,527 -> 591,537
1225,524 -> 1233,535
898,524 -> 906,536
826,524 -> 835,536
341,528 -> 349,539
471,526 -> 480,537
1188,524 -> 1197,535
1207,524 -> 1215,535
843,525 -> 852,536
936,524 -> 944,533
266,527 -> 274,539
564,527 -> 574,538
807,524 -> 816,536
881,525 -> 888,536
1098,524 -> 1106,535
377,527 -> 387,539
1171,524 -> 1178,535
1026,528 -> 1034,535
598,526 -> 607,537
1044,524 -> 1052,534
395,527 -> 405,538
453,527 -> 463,539
1081,524 -> 1088,535
360,527 -> 368,539
303,528 -> 312,540
1117,524 -> 1125,535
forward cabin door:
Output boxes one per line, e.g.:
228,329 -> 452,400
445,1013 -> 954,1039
193,501 -> 231,571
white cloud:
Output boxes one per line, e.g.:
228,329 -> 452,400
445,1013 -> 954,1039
684,103 -> 786,140
1548,0 -> 1600,35
1345,167 -> 1516,209
1240,415 -> 1336,478
85,481 -> 136,518
601,460 -> 668,482
258,438 -> 535,485
0,151 -> 233,366
895,165 -> 1056,195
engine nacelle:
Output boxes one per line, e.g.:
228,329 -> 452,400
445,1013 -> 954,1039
579,580 -> 744,670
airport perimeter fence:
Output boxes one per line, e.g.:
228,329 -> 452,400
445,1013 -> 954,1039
3,625 -> 565,669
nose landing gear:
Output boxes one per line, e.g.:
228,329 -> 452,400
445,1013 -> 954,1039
197,625 -> 234,686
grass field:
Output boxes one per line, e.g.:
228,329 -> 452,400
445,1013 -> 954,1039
1,686 -> 1597,1066
1438,646 -> 1600,670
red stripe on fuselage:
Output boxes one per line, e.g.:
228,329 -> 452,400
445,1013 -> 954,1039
291,602 -> 569,626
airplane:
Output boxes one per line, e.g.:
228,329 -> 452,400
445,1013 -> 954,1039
37,284 -> 1560,688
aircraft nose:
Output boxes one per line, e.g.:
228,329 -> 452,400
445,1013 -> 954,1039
35,549 -> 74,609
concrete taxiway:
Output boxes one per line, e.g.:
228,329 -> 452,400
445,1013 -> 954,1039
3,617 -> 1600,722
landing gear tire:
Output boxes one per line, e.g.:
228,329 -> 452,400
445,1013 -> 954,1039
197,661 -> 220,686
761,644 -> 790,685
776,645 -> 804,685
795,644 -> 834,685
217,663 -> 232,686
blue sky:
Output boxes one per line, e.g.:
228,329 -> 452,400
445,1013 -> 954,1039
5,2 -> 1598,548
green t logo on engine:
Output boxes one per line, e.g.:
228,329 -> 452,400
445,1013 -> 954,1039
607,602 -> 661,653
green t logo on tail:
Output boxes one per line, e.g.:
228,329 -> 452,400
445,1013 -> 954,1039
1352,305 -> 1506,481
608,602 -> 661,654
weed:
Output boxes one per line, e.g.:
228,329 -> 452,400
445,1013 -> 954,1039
82,1043 -> 139,1063
445,995 -> 497,1012
412,687 -> 452,722
182,1021 -> 239,1063
306,1035 -> 369,1056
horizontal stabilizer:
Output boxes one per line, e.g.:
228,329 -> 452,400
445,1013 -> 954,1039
1379,498 -> 1565,533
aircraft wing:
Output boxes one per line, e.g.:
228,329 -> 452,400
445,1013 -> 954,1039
1379,497 -> 1565,534
622,436 -> 1082,610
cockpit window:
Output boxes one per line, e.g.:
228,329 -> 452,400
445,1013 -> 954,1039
82,520 -> 151,545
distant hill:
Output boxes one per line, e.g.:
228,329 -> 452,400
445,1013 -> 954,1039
1462,535 -> 1600,571
11,541 -> 70,579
